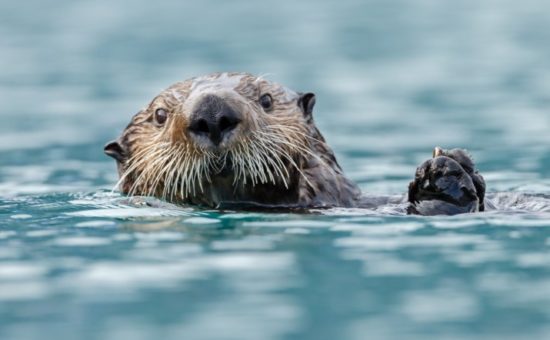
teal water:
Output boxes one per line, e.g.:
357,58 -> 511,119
1,1 -> 550,339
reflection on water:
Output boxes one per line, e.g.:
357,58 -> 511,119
1,193 -> 549,339
1,0 -> 550,339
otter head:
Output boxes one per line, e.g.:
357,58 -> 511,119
105,72 -> 360,208
407,147 -> 486,215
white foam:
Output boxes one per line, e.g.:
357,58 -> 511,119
331,222 -> 423,235
10,214 -> 32,219
0,231 -> 17,239
0,263 -> 48,279
0,282 -> 50,301
67,207 -> 188,218
134,231 -> 185,241
25,230 -> 59,237
243,220 -> 332,228
184,217 -> 221,224
335,233 -> 488,250
53,236 -> 111,247
400,289 -> 479,322
516,253 -> 550,268
211,238 -> 274,251
76,220 -> 117,228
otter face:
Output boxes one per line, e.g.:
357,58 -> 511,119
408,147 -> 486,215
104,72 -> 357,208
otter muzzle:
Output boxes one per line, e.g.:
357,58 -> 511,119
188,94 -> 242,146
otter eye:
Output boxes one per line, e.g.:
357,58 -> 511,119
154,108 -> 168,125
259,94 -> 273,110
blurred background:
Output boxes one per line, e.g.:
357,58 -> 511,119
0,1 -> 549,339
1,0 -> 549,194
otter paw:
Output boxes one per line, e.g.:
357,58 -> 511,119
407,147 -> 486,215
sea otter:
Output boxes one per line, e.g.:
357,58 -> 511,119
104,72 -> 485,215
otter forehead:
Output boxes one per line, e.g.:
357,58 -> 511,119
190,72 -> 248,93
168,72 -> 299,104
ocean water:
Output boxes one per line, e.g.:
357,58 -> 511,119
1,1 -> 550,339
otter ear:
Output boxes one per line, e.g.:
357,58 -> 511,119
298,92 -> 316,117
104,140 -> 126,163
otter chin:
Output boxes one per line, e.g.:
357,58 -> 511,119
104,72 -> 361,209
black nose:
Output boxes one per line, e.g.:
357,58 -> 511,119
188,94 -> 242,146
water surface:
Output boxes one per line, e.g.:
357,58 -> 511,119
1,1 -> 549,339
